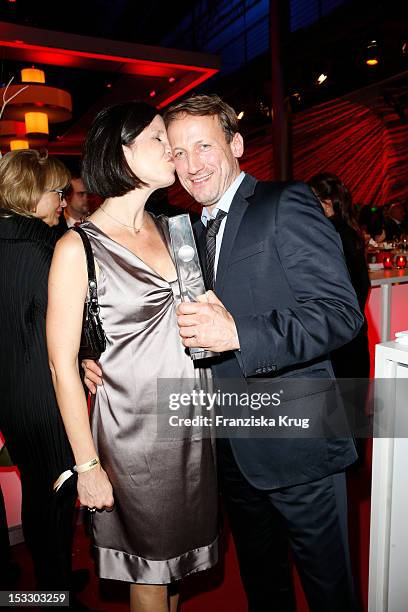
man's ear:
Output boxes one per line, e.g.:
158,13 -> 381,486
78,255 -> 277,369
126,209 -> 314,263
230,132 -> 244,159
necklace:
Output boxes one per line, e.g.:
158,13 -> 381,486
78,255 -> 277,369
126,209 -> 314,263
99,206 -> 147,233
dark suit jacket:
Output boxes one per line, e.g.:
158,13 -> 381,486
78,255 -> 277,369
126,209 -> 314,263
55,213 -> 69,240
194,174 -> 363,490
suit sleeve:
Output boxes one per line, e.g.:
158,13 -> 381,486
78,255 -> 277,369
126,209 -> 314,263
234,182 -> 364,377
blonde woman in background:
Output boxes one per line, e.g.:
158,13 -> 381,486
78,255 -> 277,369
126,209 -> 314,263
0,150 -> 86,607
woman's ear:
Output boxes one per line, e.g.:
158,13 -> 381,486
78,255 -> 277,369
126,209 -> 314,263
320,199 -> 335,217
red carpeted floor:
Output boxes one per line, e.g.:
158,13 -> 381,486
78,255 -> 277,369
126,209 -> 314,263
11,454 -> 371,612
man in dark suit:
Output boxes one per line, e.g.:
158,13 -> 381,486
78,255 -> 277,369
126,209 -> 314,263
165,94 -> 363,612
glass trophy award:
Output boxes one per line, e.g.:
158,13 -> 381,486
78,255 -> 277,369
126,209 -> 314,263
168,214 -> 219,361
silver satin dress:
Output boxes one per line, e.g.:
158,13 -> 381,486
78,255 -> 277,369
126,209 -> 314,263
81,217 -> 218,584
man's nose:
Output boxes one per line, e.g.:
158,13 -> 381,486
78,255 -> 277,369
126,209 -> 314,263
187,151 -> 204,174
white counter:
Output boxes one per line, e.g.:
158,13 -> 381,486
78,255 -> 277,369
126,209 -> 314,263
368,269 -> 408,342
369,341 -> 408,612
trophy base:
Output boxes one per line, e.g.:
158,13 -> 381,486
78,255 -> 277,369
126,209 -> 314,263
190,348 -> 219,361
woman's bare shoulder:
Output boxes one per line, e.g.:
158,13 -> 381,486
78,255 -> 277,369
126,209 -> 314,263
49,230 -> 88,296
53,229 -> 86,267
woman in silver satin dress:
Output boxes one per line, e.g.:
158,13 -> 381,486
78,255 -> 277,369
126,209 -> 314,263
47,102 -> 218,612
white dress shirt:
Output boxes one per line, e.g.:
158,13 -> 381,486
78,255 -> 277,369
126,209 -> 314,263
64,212 -> 81,228
201,171 -> 246,281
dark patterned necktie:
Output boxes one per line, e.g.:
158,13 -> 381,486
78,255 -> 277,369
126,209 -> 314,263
205,210 -> 227,289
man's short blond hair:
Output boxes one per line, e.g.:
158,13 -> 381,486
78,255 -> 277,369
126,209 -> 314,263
164,94 -> 239,143
0,149 -> 70,217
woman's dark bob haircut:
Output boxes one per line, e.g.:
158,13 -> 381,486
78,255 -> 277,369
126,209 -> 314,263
82,101 -> 158,198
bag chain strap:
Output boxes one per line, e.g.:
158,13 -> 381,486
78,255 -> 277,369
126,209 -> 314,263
73,226 -> 100,315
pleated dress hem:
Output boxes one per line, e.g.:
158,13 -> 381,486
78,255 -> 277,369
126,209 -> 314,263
95,536 -> 219,584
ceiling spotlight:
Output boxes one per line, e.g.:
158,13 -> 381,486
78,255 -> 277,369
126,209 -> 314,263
316,73 -> 328,85
149,90 -> 156,98
105,82 -> 112,89
237,111 -> 244,120
365,40 -> 379,66
402,41 -> 408,56
168,77 -> 176,83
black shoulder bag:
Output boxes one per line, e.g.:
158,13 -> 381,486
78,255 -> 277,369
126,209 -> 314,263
73,226 -> 106,360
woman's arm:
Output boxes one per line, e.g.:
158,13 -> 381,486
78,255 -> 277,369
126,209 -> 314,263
47,231 -> 113,510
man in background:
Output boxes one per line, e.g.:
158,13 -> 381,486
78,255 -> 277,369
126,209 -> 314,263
384,201 -> 408,241
63,176 -> 89,228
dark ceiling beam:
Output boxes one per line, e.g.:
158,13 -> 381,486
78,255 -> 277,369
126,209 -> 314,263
0,22 -> 219,75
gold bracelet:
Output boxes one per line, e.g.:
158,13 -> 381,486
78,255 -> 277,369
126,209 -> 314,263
74,457 -> 100,474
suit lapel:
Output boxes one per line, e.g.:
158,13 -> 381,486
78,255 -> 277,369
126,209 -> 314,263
215,174 -> 257,298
